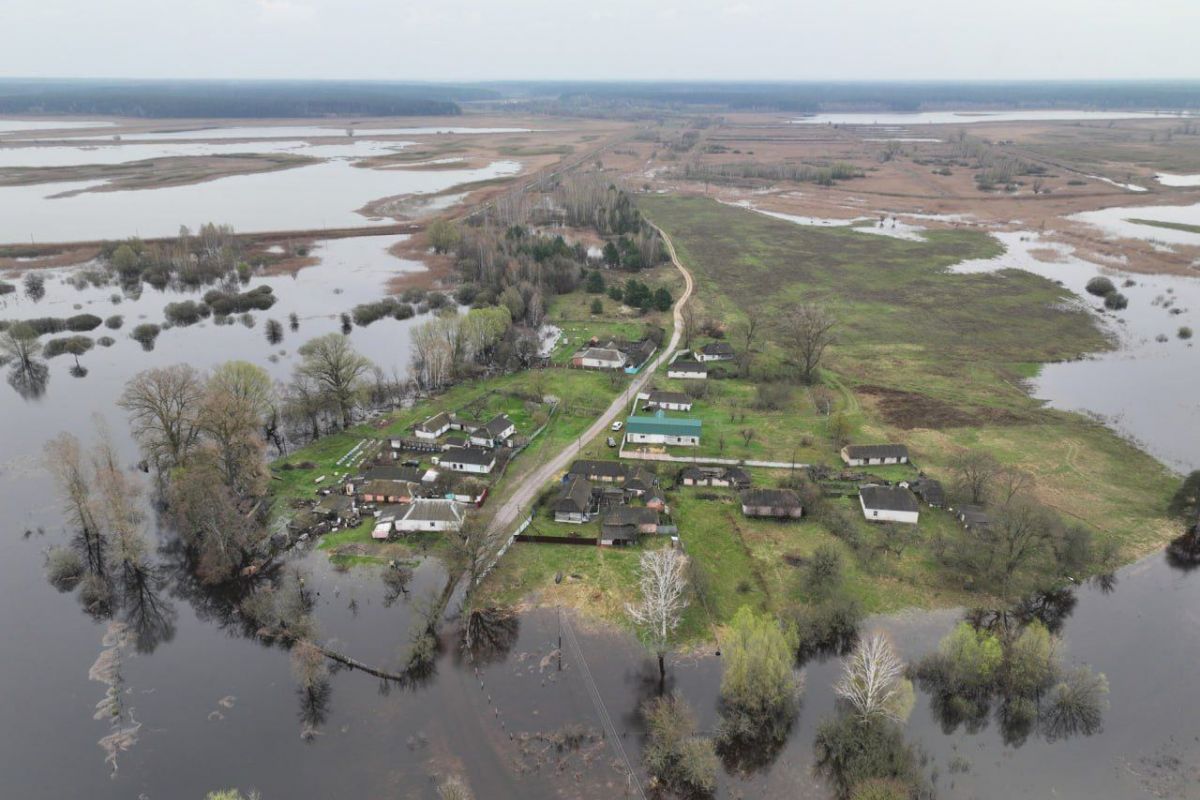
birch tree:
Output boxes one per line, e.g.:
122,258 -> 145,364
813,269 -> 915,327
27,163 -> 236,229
834,632 -> 914,723
626,548 -> 690,687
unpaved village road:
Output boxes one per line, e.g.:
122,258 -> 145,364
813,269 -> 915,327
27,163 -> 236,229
481,219 -> 694,544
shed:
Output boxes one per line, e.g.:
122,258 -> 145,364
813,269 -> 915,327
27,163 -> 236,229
740,488 -> 803,519
666,361 -> 709,380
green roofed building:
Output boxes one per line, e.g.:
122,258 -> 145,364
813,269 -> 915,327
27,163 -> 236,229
625,414 -> 701,447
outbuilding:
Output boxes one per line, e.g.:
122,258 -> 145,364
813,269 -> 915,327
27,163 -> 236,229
470,414 -> 516,448
859,485 -> 920,525
646,390 -> 693,411
694,341 -> 735,362
572,347 -> 627,370
414,412 -> 451,440
841,444 -> 910,466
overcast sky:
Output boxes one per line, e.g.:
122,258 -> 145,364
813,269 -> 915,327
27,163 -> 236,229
4,0 -> 1199,82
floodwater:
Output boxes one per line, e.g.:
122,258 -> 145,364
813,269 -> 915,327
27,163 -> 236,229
0,119 -> 115,134
791,110 -> 1186,126
0,138 -> 417,168
1157,173 -> 1200,188
0,156 -> 520,243
1070,201 -> 1200,246
0,124 -> 533,142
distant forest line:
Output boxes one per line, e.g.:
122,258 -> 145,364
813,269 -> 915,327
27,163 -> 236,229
1,79 -> 1198,118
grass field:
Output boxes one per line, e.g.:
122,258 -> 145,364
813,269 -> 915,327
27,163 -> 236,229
1127,218 -> 1200,235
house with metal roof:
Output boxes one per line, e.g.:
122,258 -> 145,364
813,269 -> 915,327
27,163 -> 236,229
395,499 -> 465,533
666,360 -> 709,380
553,476 -> 596,523
572,347 -> 627,370
694,341 -> 736,362
625,414 -> 701,446
859,485 -> 920,524
414,411 -> 452,440
841,443 -> 910,466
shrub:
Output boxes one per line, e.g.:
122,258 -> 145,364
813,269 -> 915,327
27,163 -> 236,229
754,382 -> 793,410
163,300 -> 211,326
96,336 -> 115,347
590,298 -> 603,314
0,281 -> 14,295
1179,326 -> 1193,340
130,323 -> 162,350
1103,291 -> 1128,310
43,335 -> 95,359
104,314 -> 124,330
393,303 -> 415,321
814,715 -> 921,800
65,314 -> 102,332
202,285 -> 275,315
642,694 -> 718,796
1085,276 -> 1116,297
454,284 -> 479,305
791,595 -> 864,659
45,546 -> 84,588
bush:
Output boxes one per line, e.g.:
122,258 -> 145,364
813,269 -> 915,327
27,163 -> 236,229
96,336 -> 115,347
163,300 -> 211,326
813,715 -> 921,799
590,298 -> 603,314
642,695 -> 718,796
1085,276 -> 1116,297
1179,326 -> 1193,340
130,323 -> 162,350
754,382 -> 793,410
104,314 -> 124,330
454,284 -> 479,305
0,281 -> 14,295
352,298 -> 402,326
202,285 -> 275,315
65,314 -> 102,332
43,335 -> 95,359
46,546 -> 84,588
792,595 -> 864,659
1103,291 -> 1128,310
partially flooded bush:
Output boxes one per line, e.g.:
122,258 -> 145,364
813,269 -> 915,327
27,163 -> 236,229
1085,276 -> 1116,297
65,313 -> 103,332
46,546 -> 85,588
1103,292 -> 1129,310
0,281 -> 14,295
1179,326 -> 1193,340
43,335 -> 95,359
96,336 -> 115,347
202,285 -> 275,315
163,300 -> 211,326
104,314 -> 124,330
130,323 -> 161,351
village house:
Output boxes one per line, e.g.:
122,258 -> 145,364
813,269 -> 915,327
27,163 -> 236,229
413,411 -> 452,440
666,360 -> 709,380
469,414 -> 517,448
680,465 -> 751,489
615,338 -> 656,369
903,477 -> 946,508
645,390 -> 693,412
571,346 -> 627,370
442,434 -> 469,450
448,413 -> 484,433
568,459 -> 628,483
694,341 -> 735,362
600,506 -> 660,546
623,466 -> 657,495
625,415 -> 702,447
552,475 -> 596,524
645,487 -> 668,512
395,499 -> 465,533
438,446 -> 497,475
371,504 -> 405,539
840,444 -> 910,466
740,488 -> 803,519
361,464 -> 435,485
859,485 -> 920,524
391,436 -> 440,454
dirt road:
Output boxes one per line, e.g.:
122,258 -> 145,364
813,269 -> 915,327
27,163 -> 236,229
480,218 -> 693,543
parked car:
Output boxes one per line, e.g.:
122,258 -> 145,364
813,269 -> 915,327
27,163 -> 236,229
611,421 -> 624,431
606,436 -> 617,447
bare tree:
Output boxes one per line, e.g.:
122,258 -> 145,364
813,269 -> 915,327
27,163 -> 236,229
680,302 -> 699,351
827,411 -> 852,448
449,513 -> 503,591
295,334 -> 372,429
782,305 -> 836,384
118,365 -> 204,479
995,466 -> 1034,508
44,432 -> 104,571
740,429 -> 755,448
834,632 -> 912,723
951,451 -> 1001,506
626,548 -> 690,688
731,310 -> 760,378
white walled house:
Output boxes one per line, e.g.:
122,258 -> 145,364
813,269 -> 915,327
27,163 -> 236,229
414,412 -> 452,440
395,499 -> 465,533
694,341 -> 735,362
841,444 -> 910,466
646,391 -> 693,411
666,361 -> 708,380
437,446 -> 496,474
625,415 -> 701,447
859,485 -> 920,525
572,347 -> 627,370
470,414 -> 516,448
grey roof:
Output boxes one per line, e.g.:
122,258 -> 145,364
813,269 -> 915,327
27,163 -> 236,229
575,347 -> 625,362
481,414 -> 515,438
844,444 -> 910,460
554,476 -> 593,514
442,446 -> 496,467
648,390 -> 692,406
624,467 -> 656,491
860,485 -> 919,513
700,341 -> 735,356
415,411 -> 451,433
740,488 -> 801,508
909,478 -> 946,505
958,505 -> 991,527
400,499 -> 464,524
668,360 -> 708,373
316,494 -> 354,514
568,459 -> 627,479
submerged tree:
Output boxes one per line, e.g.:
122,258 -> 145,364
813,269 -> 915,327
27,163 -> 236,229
118,364 -> 205,480
717,606 -> 803,771
2,322 -> 49,398
295,333 -> 372,429
834,632 -> 914,724
642,693 -> 719,796
626,547 -> 690,689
